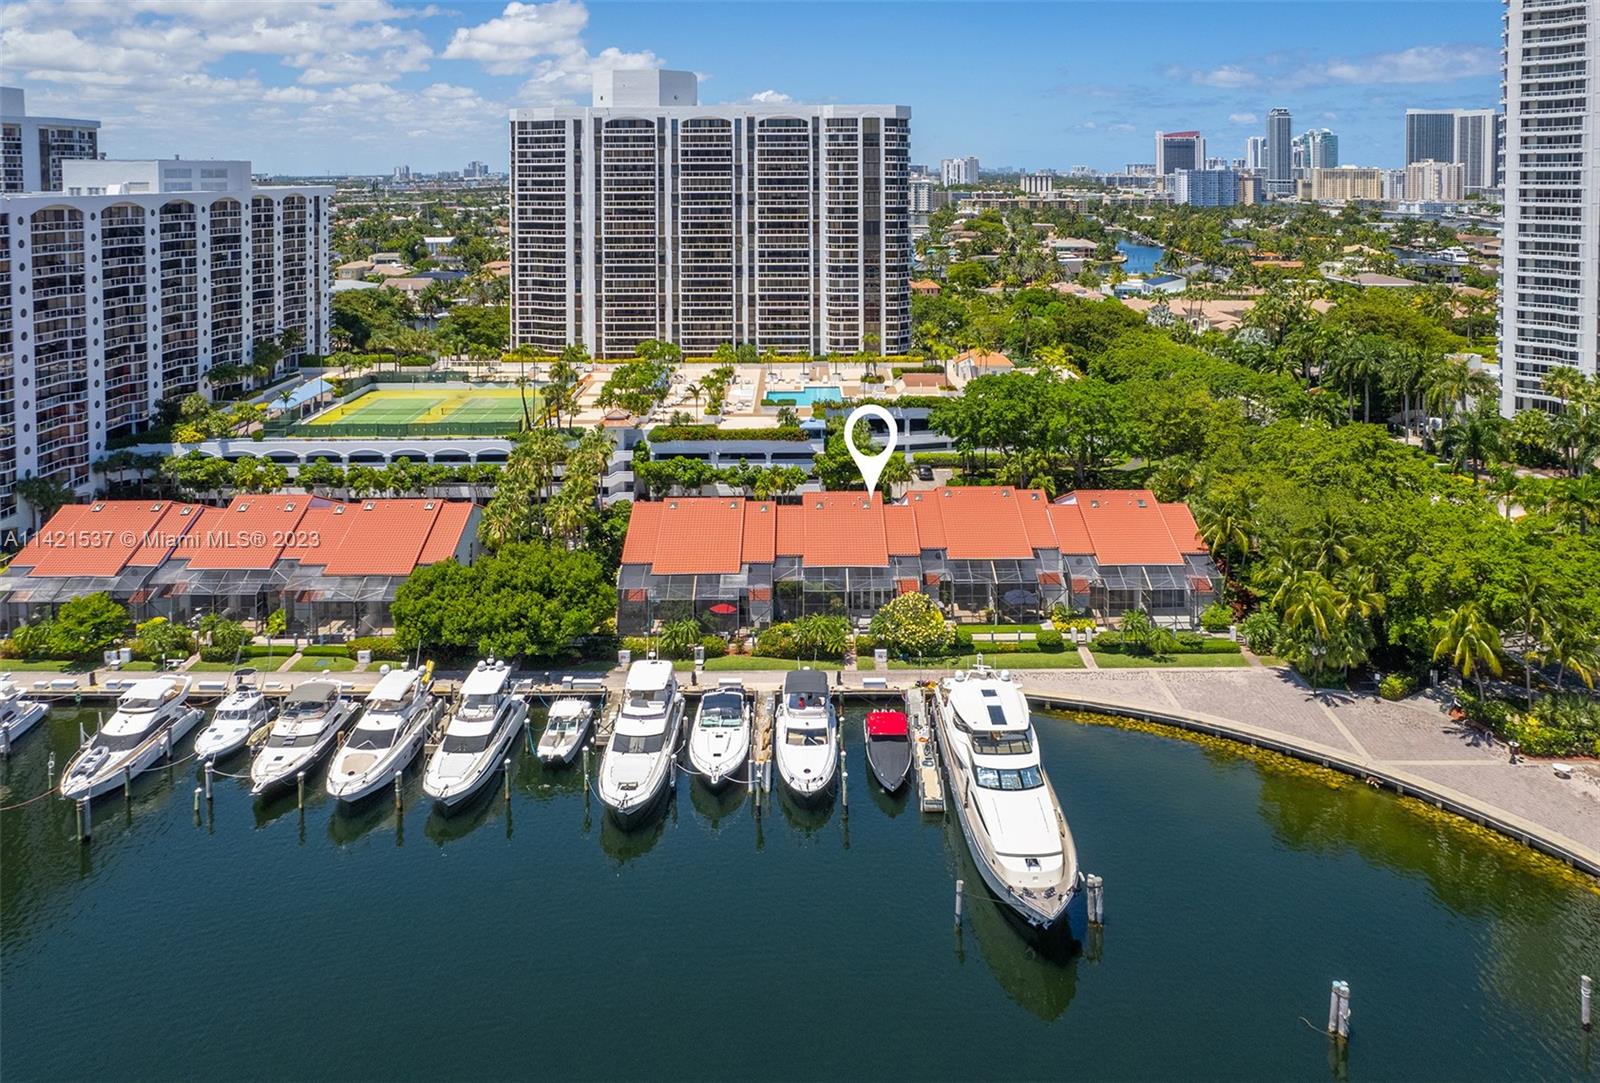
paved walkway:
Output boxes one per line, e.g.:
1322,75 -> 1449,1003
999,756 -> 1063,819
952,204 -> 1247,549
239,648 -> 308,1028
38,660 -> 1599,873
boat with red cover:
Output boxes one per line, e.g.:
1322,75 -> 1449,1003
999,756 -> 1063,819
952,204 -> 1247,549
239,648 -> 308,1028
863,709 -> 912,792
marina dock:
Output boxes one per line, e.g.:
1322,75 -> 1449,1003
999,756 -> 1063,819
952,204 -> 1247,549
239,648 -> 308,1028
905,685 -> 945,813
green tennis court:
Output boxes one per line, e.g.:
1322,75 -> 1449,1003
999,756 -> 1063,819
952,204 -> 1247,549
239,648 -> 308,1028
307,388 -> 537,433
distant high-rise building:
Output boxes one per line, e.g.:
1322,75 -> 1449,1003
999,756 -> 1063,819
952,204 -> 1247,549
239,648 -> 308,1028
1020,172 -> 1055,195
1308,166 -> 1384,202
1404,159 -> 1466,201
1405,108 -> 1499,191
1296,128 -> 1339,170
464,160 -> 488,179
940,156 -> 980,186
392,164 -> 411,181
1244,136 -> 1265,171
510,69 -> 910,359
1154,131 -> 1205,175
1,86 -> 101,192
1500,0 -> 1598,413
1172,168 -> 1239,206
909,175 -> 946,213
1266,109 -> 1293,195
1,158 -> 331,528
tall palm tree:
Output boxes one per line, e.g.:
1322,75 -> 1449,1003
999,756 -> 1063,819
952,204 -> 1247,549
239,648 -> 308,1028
1509,569 -> 1553,706
1382,344 -> 1427,439
1549,473 -> 1600,534
1485,466 -> 1521,519
1439,407 -> 1504,478
1432,601 -> 1503,700
1539,614 -> 1600,693
1195,497 -> 1254,573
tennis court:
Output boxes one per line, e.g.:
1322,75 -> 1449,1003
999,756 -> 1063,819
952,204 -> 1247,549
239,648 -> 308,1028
307,388 -> 537,433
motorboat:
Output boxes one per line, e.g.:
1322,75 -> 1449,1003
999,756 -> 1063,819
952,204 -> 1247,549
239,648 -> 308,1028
325,666 -> 440,803
597,659 -> 684,827
422,659 -> 527,809
249,679 -> 357,795
59,676 -> 204,801
193,671 -> 276,762
932,664 -> 1080,930
863,709 -> 912,792
0,674 -> 47,755
774,669 -> 837,802
686,681 -> 750,790
536,697 -> 595,766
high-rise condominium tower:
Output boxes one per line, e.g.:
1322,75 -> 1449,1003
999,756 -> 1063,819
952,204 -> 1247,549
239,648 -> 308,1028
1405,108 -> 1500,191
1,86 -> 100,193
510,70 -> 911,359
1499,0 -> 1599,412
1265,109 -> 1293,195
1154,131 -> 1205,175
940,156 -> 979,186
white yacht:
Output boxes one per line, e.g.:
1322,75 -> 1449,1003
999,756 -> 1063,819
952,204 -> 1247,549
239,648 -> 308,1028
0,675 -> 47,754
325,666 -> 439,804
687,682 -> 750,789
932,664 -> 1080,929
59,677 -> 204,801
249,680 -> 358,795
597,659 -> 684,827
193,672 -> 276,762
536,697 -> 595,766
774,669 -> 837,802
423,659 -> 527,809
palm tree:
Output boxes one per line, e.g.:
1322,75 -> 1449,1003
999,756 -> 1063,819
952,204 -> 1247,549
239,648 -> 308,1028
1431,601 -> 1503,700
684,382 -> 703,418
1382,344 -> 1427,439
1195,497 -> 1254,573
1549,473 -> 1600,534
1509,569 -> 1553,706
1539,614 -> 1599,693
1326,334 -> 1386,423
1439,407 -> 1504,478
1485,466 -> 1521,519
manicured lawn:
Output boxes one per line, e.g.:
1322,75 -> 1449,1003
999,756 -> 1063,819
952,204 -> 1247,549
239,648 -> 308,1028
882,652 -> 1086,670
290,655 -> 358,672
187,660 -> 253,671
0,659 -> 78,671
672,656 -> 842,672
959,623 -> 1043,635
1090,651 -> 1250,669
112,661 -> 160,671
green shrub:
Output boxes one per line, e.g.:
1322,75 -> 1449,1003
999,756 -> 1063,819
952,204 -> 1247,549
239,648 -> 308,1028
198,615 -> 250,662
345,635 -> 404,661
854,634 -> 878,654
869,593 -> 955,658
1238,610 -> 1280,653
698,635 -> 728,659
1199,602 -> 1233,633
1199,638 -> 1242,654
1378,673 -> 1417,700
621,636 -> 655,657
299,644 -> 350,657
953,628 -> 975,653
756,623 -> 798,660
1035,628 -> 1065,653
1175,631 -> 1207,652
1093,630 -> 1125,653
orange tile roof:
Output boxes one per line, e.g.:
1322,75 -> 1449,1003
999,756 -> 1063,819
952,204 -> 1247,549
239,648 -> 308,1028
418,501 -> 474,564
640,498 -> 747,575
882,503 -> 920,556
20,500 -> 198,578
932,487 -> 1035,559
1055,489 -> 1185,565
906,491 -> 948,550
775,504 -> 806,556
1158,503 -> 1207,554
741,501 -> 777,563
794,492 -> 889,567
282,503 -> 352,563
1046,503 -> 1093,554
619,500 -> 662,567
319,500 -> 441,576
184,496 -> 310,570
952,348 -> 1014,369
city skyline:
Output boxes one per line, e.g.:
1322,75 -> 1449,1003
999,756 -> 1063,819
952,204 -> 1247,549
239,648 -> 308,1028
0,0 -> 1501,175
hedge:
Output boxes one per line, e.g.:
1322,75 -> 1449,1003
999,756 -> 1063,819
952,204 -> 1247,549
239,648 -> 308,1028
346,635 -> 404,661
1036,629 -> 1065,653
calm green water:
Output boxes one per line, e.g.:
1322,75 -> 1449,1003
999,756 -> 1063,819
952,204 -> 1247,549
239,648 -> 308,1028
3,702 -> 1597,1081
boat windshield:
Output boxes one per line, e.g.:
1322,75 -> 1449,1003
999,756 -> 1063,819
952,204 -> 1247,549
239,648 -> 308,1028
214,708 -> 250,723
612,731 -> 666,754
974,765 -> 1044,790
441,731 -> 493,754
548,715 -> 581,733
787,693 -> 825,713
700,696 -> 741,727
367,696 -> 407,713
267,731 -> 322,748
785,728 -> 828,746
92,731 -> 147,752
626,690 -> 667,712
118,696 -> 162,713
347,726 -> 398,751
282,695 -> 333,718
972,732 -> 1033,756
459,693 -> 497,714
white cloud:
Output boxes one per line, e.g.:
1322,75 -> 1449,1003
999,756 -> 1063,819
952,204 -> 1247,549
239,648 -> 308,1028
1191,65 -> 1257,89
749,90 -> 791,104
441,0 -> 591,75
1319,44 -> 1497,85
1228,112 -> 1258,125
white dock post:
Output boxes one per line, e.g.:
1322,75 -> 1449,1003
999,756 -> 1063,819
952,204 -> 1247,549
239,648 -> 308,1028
503,757 -> 512,802
1327,981 -> 1351,1040
76,797 -> 90,841
841,760 -> 848,811
162,729 -> 173,761
393,772 -> 403,813
954,879 -> 964,928
583,745 -> 590,791
193,786 -> 202,819
123,765 -> 133,800
204,760 -> 214,802
1327,981 -> 1340,1034
296,770 -> 306,809
1582,974 -> 1592,1031
46,751 -> 55,789
0,724 -> 10,757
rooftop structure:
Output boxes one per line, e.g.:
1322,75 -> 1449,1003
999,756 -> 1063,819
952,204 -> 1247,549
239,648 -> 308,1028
616,487 -> 1217,632
0,496 -> 480,636
1,86 -> 100,192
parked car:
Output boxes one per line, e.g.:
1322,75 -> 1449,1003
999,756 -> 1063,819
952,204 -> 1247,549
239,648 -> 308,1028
916,464 -> 935,481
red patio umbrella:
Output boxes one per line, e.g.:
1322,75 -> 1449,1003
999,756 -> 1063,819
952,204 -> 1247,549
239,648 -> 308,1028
708,603 -> 737,615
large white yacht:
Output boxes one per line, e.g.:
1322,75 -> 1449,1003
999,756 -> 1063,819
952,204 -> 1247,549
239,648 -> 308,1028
686,682 -> 750,790
422,659 -> 527,809
249,679 -> 357,795
932,664 -> 1080,929
193,672 -> 276,762
325,666 -> 439,803
59,676 -> 204,801
597,659 -> 684,827
0,675 -> 48,754
774,669 -> 837,802
536,697 -> 595,766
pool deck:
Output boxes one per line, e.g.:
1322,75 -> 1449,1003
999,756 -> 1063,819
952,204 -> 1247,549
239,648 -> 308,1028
27,663 -> 1600,875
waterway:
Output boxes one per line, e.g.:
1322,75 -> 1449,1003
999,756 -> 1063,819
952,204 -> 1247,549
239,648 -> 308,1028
3,702 -> 1597,1080
1115,238 -> 1166,275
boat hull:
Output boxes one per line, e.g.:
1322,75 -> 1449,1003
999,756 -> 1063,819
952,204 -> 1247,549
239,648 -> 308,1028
865,740 -> 912,793
602,771 -> 672,828
250,722 -> 346,796
0,701 -> 48,749
424,706 -> 526,811
60,707 -> 205,802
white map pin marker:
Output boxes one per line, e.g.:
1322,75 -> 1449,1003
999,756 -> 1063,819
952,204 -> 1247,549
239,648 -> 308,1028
844,403 -> 897,495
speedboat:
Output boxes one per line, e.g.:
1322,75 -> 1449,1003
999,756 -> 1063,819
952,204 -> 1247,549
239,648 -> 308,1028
536,697 -> 595,766
423,659 -> 527,809
325,666 -> 439,804
0,674 -> 47,754
774,669 -> 837,802
249,679 -> 357,795
193,671 -> 276,762
597,659 -> 684,827
863,709 -> 912,792
59,676 -> 204,801
686,682 -> 750,789
932,664 -> 1080,930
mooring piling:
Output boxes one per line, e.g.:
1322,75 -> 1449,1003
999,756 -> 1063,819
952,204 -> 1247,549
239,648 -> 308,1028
954,878 -> 965,928
1327,980 -> 1351,1040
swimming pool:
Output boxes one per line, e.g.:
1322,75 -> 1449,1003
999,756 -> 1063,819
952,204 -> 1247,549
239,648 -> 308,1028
765,384 -> 842,406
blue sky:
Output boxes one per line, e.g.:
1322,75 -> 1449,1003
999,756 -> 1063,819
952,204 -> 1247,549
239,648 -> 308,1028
0,1 -> 1502,175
